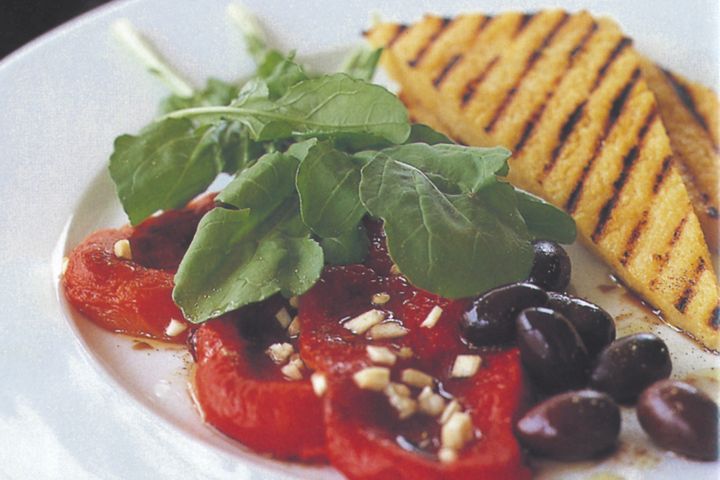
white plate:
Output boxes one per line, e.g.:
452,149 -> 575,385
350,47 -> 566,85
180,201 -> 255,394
0,0 -> 718,478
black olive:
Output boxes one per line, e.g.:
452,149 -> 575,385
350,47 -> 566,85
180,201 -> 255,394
637,380 -> 718,461
516,389 -> 621,460
516,307 -> 589,392
547,292 -> 616,358
589,333 -> 672,404
527,240 -> 571,292
461,282 -> 548,346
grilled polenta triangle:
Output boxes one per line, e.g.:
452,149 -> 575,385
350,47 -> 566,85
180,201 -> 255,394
366,10 -> 720,350
640,59 -> 719,250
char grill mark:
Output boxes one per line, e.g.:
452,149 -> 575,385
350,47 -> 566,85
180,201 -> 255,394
461,56 -> 499,106
477,14 -> 495,33
565,67 -> 641,213
650,214 -> 689,290
542,36 -> 632,178
433,54 -> 463,88
652,156 -> 673,193
620,210 -> 649,266
544,101 -> 586,174
485,13 -> 570,133
591,108 -> 657,243
408,17 -> 452,68
662,67 -> 715,144
710,307 -> 720,330
388,24 -> 409,47
515,21 -> 598,155
674,258 -> 707,313
514,12 -> 537,37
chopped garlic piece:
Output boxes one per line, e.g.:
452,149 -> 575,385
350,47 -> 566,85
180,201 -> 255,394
164,319 -> 187,337
397,346 -> 414,359
61,256 -> 69,276
266,342 -> 294,364
417,386 -> 446,417
441,412 -> 474,450
371,292 -> 391,305
366,345 -> 397,365
275,308 -> 292,329
401,368 -> 434,388
450,355 -> 482,378
439,399 -> 461,425
353,367 -> 390,391
287,316 -> 301,337
311,372 -> 327,397
438,447 -> 458,464
281,362 -> 303,381
289,296 -> 299,308
386,389 -> 417,419
420,305 -> 443,329
113,239 -> 132,260
385,382 -> 412,398
344,309 -> 385,335
366,322 -> 408,340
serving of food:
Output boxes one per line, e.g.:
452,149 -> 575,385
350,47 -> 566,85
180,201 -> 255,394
2,0 -> 715,478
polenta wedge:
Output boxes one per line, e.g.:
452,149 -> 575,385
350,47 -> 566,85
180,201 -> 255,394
366,10 -> 720,350
640,59 -> 719,250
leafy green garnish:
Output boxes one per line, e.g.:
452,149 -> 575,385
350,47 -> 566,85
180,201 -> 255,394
109,13 -> 577,324
359,145 -> 534,298
109,119 -> 225,225
173,152 -> 323,322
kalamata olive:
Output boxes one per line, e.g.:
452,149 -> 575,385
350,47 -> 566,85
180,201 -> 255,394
589,333 -> 672,404
516,389 -> 621,460
547,292 -> 615,358
461,282 -> 548,346
527,240 -> 571,292
637,380 -> 718,461
516,307 -> 589,392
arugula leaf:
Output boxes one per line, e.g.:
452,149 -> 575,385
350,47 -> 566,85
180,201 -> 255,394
515,189 -> 577,244
359,152 -> 534,298
374,143 -> 510,194
257,50 -> 309,99
296,142 -> 366,237
342,46 -> 382,81
159,78 -> 240,114
320,224 -> 369,265
406,124 -> 454,145
173,152 -> 323,322
165,74 -> 411,144
109,118 -> 225,225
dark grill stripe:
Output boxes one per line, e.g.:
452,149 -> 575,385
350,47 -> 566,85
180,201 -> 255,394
710,306 -> 720,330
565,68 -> 641,213
591,147 -> 639,242
515,21 -> 598,155
591,108 -> 657,243
477,14 -> 494,33
433,54 -> 462,88
388,24 -> 408,47
662,67 -> 714,143
650,214 -> 689,290
514,12 -> 537,37
542,36 -> 632,178
408,17 -> 452,68
674,258 -> 707,313
461,56 -> 499,106
545,101 -> 585,173
591,107 -> 657,243
652,156 -> 673,193
620,210 -> 649,266
485,13 -> 570,133
593,37 -> 632,89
